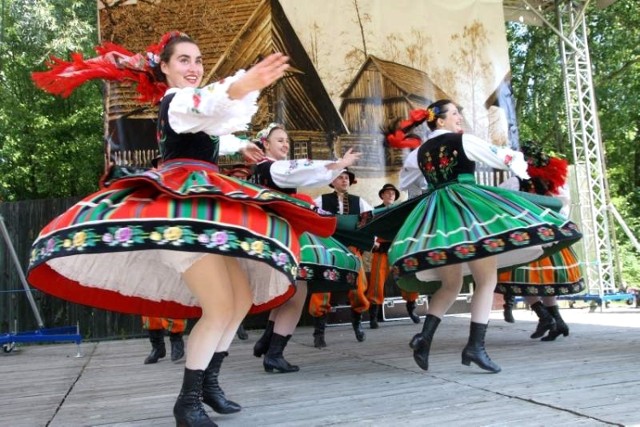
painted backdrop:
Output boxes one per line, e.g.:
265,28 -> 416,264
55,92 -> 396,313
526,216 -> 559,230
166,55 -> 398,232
98,0 -> 517,205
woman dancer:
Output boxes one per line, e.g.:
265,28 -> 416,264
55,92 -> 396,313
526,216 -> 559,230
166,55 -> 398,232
29,32 -> 336,426
495,139 -> 584,341
361,99 -> 582,373
250,123 -> 361,372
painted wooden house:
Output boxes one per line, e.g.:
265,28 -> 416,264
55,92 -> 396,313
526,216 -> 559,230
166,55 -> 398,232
338,55 -> 449,175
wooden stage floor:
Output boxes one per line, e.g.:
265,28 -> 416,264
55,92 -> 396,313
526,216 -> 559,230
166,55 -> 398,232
2,306 -> 639,427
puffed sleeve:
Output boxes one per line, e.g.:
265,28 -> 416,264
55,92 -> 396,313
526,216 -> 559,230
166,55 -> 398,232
399,148 -> 428,192
498,176 -> 520,190
462,134 -> 530,179
167,70 -> 259,135
218,134 -> 249,156
555,184 -> 571,217
360,198 -> 374,213
269,160 -> 342,189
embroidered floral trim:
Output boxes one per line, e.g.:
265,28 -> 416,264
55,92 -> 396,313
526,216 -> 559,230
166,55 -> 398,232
425,250 -> 447,265
536,226 -> 556,241
496,281 -> 585,297
298,266 -> 314,280
31,224 -> 296,277
482,238 -> 505,253
403,257 -> 419,271
508,231 -> 531,246
453,244 -> 476,259
323,269 -> 340,281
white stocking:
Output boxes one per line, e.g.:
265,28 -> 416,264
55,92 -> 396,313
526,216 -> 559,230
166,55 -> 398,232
468,257 -> 498,324
429,264 -> 463,318
273,281 -> 308,336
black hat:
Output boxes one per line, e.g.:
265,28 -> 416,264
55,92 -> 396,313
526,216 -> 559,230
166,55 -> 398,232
378,183 -> 400,200
329,168 -> 357,188
520,140 -> 549,167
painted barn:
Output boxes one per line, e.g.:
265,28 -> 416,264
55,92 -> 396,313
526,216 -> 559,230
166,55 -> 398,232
338,55 -> 449,175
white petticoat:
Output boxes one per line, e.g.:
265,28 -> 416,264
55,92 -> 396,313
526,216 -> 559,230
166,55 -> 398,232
47,249 -> 291,309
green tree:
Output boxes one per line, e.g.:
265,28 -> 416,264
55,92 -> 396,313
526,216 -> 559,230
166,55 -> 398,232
0,0 -> 103,201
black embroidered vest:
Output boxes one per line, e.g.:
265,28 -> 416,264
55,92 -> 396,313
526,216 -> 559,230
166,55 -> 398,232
321,193 -> 361,215
417,132 -> 475,185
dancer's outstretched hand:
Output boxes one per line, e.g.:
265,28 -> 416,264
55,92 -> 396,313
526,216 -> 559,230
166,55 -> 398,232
228,53 -> 290,100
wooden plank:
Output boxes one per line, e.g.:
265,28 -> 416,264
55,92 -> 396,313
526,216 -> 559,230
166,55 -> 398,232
1,307 -> 638,426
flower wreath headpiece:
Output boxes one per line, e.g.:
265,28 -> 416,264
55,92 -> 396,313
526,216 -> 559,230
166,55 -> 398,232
255,122 -> 285,145
144,30 -> 188,68
385,106 -> 441,149
31,30 -> 189,105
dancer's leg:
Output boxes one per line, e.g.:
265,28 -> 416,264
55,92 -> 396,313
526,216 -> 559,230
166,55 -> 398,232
468,257 -> 498,324
272,282 -> 308,336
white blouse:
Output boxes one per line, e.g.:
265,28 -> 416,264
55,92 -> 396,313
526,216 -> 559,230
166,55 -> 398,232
164,69 -> 258,141
261,157 -> 345,189
400,130 -> 531,187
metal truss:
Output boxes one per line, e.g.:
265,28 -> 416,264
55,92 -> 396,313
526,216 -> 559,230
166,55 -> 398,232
522,0 -> 617,297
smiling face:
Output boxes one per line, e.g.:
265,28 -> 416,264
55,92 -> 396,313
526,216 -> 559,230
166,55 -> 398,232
437,103 -> 463,134
160,41 -> 203,89
263,128 -> 290,160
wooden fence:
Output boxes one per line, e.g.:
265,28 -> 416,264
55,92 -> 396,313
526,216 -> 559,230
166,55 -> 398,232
0,199 -> 150,340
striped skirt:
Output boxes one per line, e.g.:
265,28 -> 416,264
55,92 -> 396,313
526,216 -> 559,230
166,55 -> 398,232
362,175 -> 582,293
298,233 -> 360,293
495,246 -> 584,296
27,159 -> 337,318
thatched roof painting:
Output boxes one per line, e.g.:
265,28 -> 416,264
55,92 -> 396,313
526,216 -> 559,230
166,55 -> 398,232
340,55 -> 449,114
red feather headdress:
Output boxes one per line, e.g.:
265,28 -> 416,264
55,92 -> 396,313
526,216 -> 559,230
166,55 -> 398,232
527,156 -> 568,195
384,107 -> 441,150
31,31 -> 186,105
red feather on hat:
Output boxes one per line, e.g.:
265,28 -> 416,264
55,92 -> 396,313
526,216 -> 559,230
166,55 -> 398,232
31,42 -> 166,104
527,156 -> 568,195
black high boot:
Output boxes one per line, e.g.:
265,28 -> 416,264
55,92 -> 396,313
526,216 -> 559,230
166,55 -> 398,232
351,309 -> 366,342
461,322 -> 501,373
253,320 -> 275,357
236,324 -> 249,341
170,332 -> 185,362
368,304 -> 379,329
143,329 -> 166,364
202,352 -> 241,414
406,300 -> 421,324
312,315 -> 327,348
173,368 -> 217,427
503,294 -> 515,323
530,301 -> 556,339
541,305 -> 569,341
263,333 -> 300,373
408,314 -> 441,371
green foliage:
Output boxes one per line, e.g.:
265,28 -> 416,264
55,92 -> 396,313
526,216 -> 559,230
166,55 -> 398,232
0,0 -> 103,201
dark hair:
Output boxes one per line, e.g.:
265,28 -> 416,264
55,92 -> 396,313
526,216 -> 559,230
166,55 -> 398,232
426,99 -> 455,131
151,35 -> 197,83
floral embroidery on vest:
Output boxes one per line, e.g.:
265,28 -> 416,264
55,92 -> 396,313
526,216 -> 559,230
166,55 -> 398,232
422,145 -> 459,182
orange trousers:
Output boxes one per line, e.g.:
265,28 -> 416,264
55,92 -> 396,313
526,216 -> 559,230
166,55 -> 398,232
367,251 -> 419,305
309,246 -> 369,316
141,316 -> 186,333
